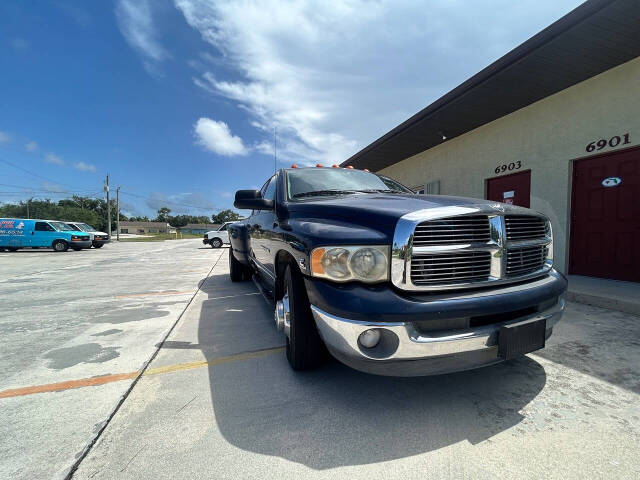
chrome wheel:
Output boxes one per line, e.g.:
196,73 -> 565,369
275,288 -> 291,338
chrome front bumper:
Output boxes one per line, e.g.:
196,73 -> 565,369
311,296 -> 565,376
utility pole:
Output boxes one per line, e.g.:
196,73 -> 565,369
105,174 -> 111,236
26,199 -> 30,219
116,186 -> 120,241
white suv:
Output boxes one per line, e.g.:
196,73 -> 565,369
203,222 -> 232,248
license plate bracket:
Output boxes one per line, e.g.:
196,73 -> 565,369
498,317 -> 546,360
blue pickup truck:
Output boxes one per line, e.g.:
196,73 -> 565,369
229,166 -> 567,376
0,218 -> 92,252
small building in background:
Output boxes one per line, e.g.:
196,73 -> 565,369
179,223 -> 220,235
118,221 -> 175,234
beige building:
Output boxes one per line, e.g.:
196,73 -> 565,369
343,0 -> 639,283
118,221 -> 175,234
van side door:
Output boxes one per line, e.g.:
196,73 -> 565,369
33,221 -> 57,247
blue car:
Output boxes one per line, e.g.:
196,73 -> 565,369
0,218 -> 92,252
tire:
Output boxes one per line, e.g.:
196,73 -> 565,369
7,247 -> 19,252
72,248 -> 82,251
211,238 -> 223,248
93,243 -> 103,248
282,264 -> 327,370
52,240 -> 68,252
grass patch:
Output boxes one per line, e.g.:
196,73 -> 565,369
120,233 -> 203,242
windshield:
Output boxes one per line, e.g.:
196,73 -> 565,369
50,221 -> 75,232
66,223 -> 82,231
286,168 -> 413,199
79,223 -> 96,232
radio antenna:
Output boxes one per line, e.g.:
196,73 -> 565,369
274,126 -> 277,173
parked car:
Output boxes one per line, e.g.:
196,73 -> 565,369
0,218 -> 92,252
203,222 -> 232,248
65,222 -> 110,248
229,166 -> 567,376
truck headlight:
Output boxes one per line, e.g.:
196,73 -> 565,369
311,245 -> 389,283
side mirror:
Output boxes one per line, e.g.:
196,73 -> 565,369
234,189 -> 274,210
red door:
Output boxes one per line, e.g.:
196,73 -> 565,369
570,147 -> 640,282
486,170 -> 531,207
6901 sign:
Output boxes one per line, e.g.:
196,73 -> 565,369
494,160 -> 522,175
586,133 -> 630,153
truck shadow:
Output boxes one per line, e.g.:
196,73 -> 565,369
195,270 -> 547,469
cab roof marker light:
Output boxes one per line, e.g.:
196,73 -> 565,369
332,164 -> 339,168
316,163 -> 323,167
346,166 -> 354,169
363,169 -> 370,172
291,164 -> 298,168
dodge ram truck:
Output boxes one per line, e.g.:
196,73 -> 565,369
229,166 -> 567,376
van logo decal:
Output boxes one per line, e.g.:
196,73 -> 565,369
601,177 -> 622,187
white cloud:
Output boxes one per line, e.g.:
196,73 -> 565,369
74,161 -> 97,172
25,141 -> 38,152
194,117 -> 247,156
10,37 -> 29,51
45,153 -> 65,165
115,0 -> 169,66
0,131 -> 11,143
40,181 -> 66,193
176,0 -> 584,164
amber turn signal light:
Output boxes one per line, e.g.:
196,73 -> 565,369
311,247 -> 325,275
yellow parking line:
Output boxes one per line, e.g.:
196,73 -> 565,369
144,347 -> 285,376
0,346 -> 284,400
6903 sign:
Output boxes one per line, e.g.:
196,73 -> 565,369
494,160 -> 522,175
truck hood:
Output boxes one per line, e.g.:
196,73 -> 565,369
285,193 -> 534,227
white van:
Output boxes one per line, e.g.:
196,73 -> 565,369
203,222 -> 232,248
65,222 -> 110,248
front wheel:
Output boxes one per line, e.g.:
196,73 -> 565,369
211,238 -> 222,248
93,243 -> 104,248
281,264 -> 327,371
52,240 -> 68,252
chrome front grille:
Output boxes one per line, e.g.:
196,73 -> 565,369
411,251 -> 491,285
413,215 -> 490,246
507,245 -> 548,276
391,208 -> 553,291
505,215 -> 547,240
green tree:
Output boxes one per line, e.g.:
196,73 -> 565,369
155,207 -> 171,223
211,209 -> 241,224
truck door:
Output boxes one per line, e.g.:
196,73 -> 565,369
253,175 -> 277,278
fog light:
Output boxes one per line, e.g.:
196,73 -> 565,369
359,329 -> 381,349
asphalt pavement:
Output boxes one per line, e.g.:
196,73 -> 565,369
0,240 -> 219,479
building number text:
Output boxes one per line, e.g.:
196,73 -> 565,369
586,133 -> 630,153
494,160 -> 522,175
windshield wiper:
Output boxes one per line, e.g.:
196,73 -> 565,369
292,189 -> 358,198
353,189 -> 405,194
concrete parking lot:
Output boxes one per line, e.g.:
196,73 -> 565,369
2,241 -> 640,479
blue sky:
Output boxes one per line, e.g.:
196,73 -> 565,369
0,0 -> 584,217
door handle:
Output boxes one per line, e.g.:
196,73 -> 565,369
273,222 -> 278,228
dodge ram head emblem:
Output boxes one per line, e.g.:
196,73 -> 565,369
490,203 -> 505,212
